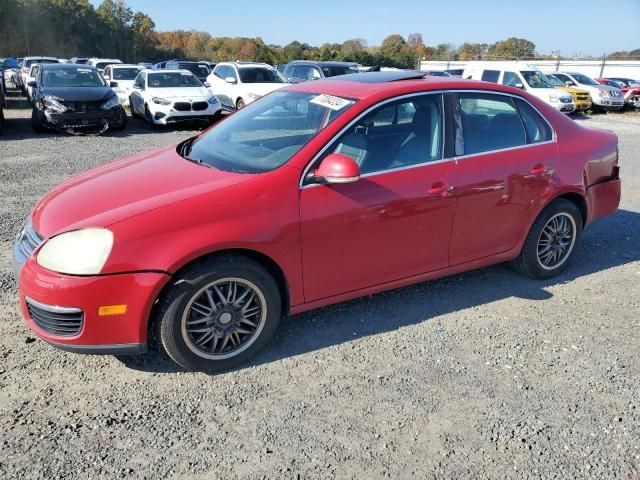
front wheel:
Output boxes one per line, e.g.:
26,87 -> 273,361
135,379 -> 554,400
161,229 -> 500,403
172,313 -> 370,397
156,256 -> 282,372
236,98 -> 245,110
31,107 -> 46,133
511,199 -> 582,279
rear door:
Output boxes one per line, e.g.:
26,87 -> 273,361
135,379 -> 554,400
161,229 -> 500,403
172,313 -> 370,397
448,91 -> 557,265
299,93 -> 457,301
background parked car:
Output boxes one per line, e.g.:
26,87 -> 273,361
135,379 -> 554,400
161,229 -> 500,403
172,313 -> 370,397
546,73 -> 592,112
128,69 -> 221,127
596,78 -> 640,109
70,57 -> 89,64
164,60 -> 210,83
551,72 -> 624,112
280,61 -> 360,82
30,63 -> 127,134
102,64 -> 144,107
207,61 -> 287,110
1,57 -> 20,88
86,58 -> 122,74
464,62 -> 575,114
0,66 -> 5,133
17,56 -> 59,92
422,70 -> 452,77
25,63 -> 42,103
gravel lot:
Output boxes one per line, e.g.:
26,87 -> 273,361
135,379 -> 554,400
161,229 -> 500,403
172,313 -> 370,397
1,92 -> 639,480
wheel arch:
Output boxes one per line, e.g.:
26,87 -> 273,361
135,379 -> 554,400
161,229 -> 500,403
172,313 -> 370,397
148,248 -> 291,341
554,191 -> 587,227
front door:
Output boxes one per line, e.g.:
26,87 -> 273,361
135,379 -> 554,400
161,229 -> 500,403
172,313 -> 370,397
299,93 -> 458,302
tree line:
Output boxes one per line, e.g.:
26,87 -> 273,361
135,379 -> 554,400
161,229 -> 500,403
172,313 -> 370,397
1,0 -> 638,67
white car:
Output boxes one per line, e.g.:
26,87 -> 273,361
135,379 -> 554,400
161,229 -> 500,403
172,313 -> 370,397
128,69 -> 222,126
25,63 -> 42,102
207,61 -> 287,110
86,58 -> 122,74
463,62 -> 576,114
550,72 -> 624,112
102,64 -> 144,107
18,56 -> 58,92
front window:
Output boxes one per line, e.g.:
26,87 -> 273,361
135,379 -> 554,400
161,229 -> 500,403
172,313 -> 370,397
41,67 -> 106,88
238,67 -> 284,84
147,72 -> 202,88
572,74 -> 599,86
321,65 -> 359,77
182,91 -> 356,173
112,68 -> 142,80
520,71 -> 554,89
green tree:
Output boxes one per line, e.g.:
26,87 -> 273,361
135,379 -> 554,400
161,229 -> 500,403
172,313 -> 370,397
487,37 -> 536,60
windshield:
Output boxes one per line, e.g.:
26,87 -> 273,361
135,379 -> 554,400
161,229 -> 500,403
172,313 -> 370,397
626,80 -> 640,87
148,72 -> 202,88
520,71 -> 554,89
95,62 -> 118,70
183,91 -> 356,173
321,65 -> 359,77
112,67 -> 142,80
238,67 -> 284,84
180,64 -> 210,77
547,75 -> 564,87
572,74 -> 599,86
42,67 -> 106,87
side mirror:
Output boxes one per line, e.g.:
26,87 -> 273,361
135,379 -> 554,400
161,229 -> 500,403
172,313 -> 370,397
27,80 -> 37,87
225,76 -> 237,84
103,75 -> 110,80
514,82 -> 524,89
109,81 -> 118,88
312,153 -> 361,184
203,81 -> 211,88
133,84 -> 141,89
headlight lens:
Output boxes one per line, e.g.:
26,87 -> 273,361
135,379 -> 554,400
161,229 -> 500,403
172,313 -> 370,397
43,95 -> 67,113
153,97 -> 171,105
37,228 -> 114,275
247,92 -> 261,99
207,96 -> 219,105
101,95 -> 120,110
548,94 -> 558,102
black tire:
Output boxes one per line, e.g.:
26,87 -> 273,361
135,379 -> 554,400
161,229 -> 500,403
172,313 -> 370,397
145,104 -> 157,129
156,255 -> 282,372
236,98 -> 245,110
31,107 -> 46,133
0,109 -> 4,134
128,97 -> 137,118
111,106 -> 127,131
511,199 -> 582,279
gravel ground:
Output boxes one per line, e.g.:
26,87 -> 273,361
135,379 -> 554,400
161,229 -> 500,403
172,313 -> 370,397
0,92 -> 639,480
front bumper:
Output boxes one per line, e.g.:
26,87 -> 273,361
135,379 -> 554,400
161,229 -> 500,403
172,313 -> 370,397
591,96 -> 624,110
44,106 -> 125,129
16,256 -> 170,354
551,101 -> 576,114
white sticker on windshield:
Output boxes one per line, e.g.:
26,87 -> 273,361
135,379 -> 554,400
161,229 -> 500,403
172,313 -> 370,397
77,68 -> 92,73
310,94 -> 353,111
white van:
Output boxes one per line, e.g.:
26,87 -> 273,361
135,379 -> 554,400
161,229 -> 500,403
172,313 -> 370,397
463,62 -> 575,114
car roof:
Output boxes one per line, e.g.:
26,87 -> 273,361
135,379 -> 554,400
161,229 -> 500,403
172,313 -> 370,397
24,56 -> 58,61
284,73 -> 522,100
219,61 -> 273,69
146,68 -> 196,75
110,64 -> 144,68
289,60 -> 358,67
40,63 -> 98,70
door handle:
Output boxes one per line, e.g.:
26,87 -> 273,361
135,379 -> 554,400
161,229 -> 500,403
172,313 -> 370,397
529,164 -> 553,178
427,182 -> 454,197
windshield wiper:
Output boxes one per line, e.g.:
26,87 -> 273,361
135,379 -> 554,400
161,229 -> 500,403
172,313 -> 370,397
179,137 -> 213,169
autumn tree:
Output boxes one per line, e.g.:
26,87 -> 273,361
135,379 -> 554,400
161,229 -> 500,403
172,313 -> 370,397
486,37 -> 536,60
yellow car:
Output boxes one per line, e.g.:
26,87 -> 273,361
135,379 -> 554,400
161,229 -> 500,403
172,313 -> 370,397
547,74 -> 592,112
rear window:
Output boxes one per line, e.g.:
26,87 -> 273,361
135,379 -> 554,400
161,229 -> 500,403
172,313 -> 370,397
481,70 -> 500,83
26,58 -> 59,67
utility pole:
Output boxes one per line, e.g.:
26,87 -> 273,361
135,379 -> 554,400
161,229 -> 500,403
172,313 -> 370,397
599,53 -> 606,78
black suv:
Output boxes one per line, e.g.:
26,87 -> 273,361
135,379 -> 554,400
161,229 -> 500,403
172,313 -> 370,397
280,61 -> 360,83
164,61 -> 211,83
29,63 -> 127,134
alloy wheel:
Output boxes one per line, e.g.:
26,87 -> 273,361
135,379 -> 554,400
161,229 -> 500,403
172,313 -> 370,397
536,212 -> 577,270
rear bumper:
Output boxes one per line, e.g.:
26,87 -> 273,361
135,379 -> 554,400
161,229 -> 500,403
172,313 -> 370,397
585,173 -> 621,225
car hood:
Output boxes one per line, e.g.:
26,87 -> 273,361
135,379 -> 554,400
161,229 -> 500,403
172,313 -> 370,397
555,86 -> 589,95
113,79 -> 135,89
242,82 -> 287,96
39,86 -> 114,102
147,86 -> 211,100
32,144 -> 256,238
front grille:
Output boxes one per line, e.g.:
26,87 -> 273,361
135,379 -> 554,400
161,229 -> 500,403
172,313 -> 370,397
64,100 -> 103,112
26,299 -> 83,336
14,219 -> 45,268
192,101 -> 208,111
576,94 -> 590,101
174,102 -> 191,111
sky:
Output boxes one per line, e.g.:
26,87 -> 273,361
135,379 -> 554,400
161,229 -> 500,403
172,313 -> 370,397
89,0 -> 640,56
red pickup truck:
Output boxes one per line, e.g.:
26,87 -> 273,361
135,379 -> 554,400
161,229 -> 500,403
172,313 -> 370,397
596,78 -> 640,109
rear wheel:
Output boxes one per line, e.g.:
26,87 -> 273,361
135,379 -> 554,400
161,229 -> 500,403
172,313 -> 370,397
236,98 -> 245,110
156,256 -> 282,372
511,199 -> 582,279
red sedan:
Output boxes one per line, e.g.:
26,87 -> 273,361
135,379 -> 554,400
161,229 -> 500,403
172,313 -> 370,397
14,71 -> 621,372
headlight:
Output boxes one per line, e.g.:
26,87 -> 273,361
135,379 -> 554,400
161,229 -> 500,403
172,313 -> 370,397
37,228 -> 114,275
207,96 -> 219,105
598,90 -> 609,98
101,95 -> 120,110
43,95 -> 67,113
153,97 -> 171,105
247,92 -> 261,100
548,94 -> 559,103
